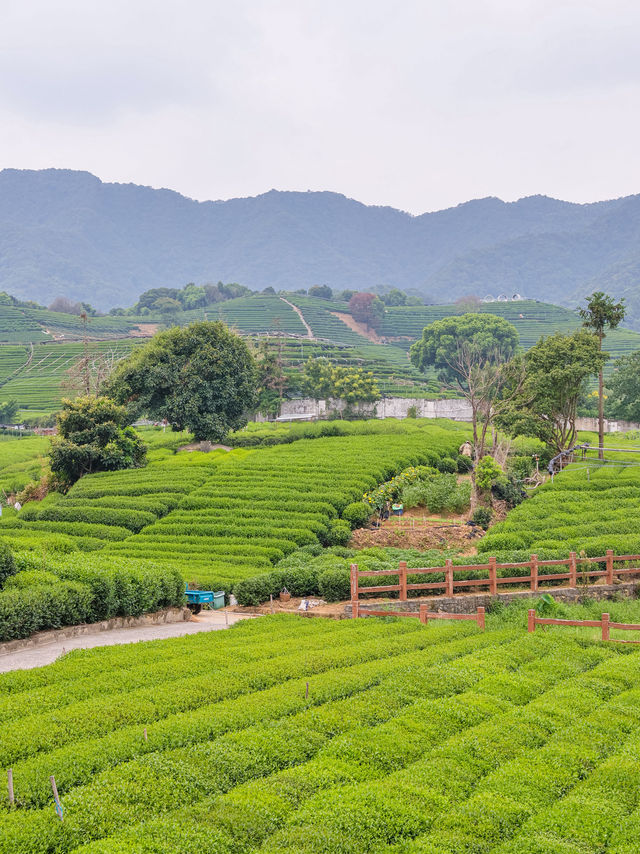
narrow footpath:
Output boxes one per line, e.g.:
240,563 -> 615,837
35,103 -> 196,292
279,297 -> 314,339
0,610 -> 254,673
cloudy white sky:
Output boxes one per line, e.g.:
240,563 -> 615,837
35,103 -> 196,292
1,0 -> 639,213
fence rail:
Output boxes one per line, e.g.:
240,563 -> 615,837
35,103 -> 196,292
355,604 -> 485,629
528,610 -> 640,643
349,551 -> 640,606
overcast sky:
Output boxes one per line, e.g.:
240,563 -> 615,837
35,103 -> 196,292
1,0 -> 639,213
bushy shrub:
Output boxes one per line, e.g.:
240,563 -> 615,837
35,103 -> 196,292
472,507 -> 493,530
456,454 -> 473,473
436,457 -> 458,474
326,520 -> 352,546
0,581 -> 93,641
510,455 -> 533,480
4,569 -> 59,589
342,502 -> 372,529
0,541 -> 16,587
318,567 -> 350,602
475,455 -> 503,490
492,475 -> 526,508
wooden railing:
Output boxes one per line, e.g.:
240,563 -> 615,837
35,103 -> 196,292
528,610 -> 640,643
355,604 -> 485,628
349,550 -> 640,605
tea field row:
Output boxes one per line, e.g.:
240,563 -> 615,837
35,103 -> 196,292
2,606 -> 640,852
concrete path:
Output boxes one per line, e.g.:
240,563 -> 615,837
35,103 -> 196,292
0,611 -> 255,673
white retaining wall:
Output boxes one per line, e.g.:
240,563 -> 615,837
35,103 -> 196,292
274,397 -> 473,421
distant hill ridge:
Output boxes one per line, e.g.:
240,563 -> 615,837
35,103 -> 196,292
2,168 -> 640,324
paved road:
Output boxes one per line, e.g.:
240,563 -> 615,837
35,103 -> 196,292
0,611 -> 255,673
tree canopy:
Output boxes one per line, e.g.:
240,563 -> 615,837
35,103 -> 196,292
301,357 -> 380,404
50,396 -> 146,486
105,322 -> 257,441
348,293 -> 385,331
608,350 -> 640,423
496,330 -> 606,454
410,313 -> 522,462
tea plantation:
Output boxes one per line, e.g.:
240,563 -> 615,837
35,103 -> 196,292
481,433 -> 640,559
0,421 -> 469,596
3,605 -> 640,853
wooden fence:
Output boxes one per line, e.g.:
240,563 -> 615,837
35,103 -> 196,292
355,604 -> 485,629
528,609 -> 640,643
349,550 -> 640,605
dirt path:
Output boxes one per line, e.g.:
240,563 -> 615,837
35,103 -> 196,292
279,297 -> 314,339
0,611 -> 255,673
330,312 -> 383,343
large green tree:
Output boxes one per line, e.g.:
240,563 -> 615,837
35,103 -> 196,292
50,396 -> 146,486
106,322 -> 257,441
496,330 -> 606,455
608,350 -> 640,423
410,313 -> 522,461
579,291 -> 626,459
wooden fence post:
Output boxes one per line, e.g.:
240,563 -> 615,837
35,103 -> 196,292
489,557 -> 497,595
445,559 -> 454,597
399,561 -> 407,601
419,604 -> 428,625
569,552 -> 577,588
530,554 -> 538,592
50,775 -> 63,821
606,550 -> 614,585
350,564 -> 359,619
477,606 -> 485,631
7,769 -> 13,805
527,609 -> 536,633
602,612 -> 610,641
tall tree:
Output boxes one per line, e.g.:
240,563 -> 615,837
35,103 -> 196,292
410,313 -> 522,464
105,321 -> 257,441
579,291 -> 626,459
495,330 -> 606,455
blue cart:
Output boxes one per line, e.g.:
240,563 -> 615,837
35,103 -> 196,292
184,583 -> 225,614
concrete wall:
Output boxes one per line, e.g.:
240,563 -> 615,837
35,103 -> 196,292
274,396 -> 473,421
575,417 -> 640,434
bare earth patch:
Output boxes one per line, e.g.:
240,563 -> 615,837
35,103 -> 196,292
330,311 -> 383,343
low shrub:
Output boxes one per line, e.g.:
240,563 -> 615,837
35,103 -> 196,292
436,457 -> 458,474
318,568 -> 350,602
456,455 -> 473,473
472,507 -> 493,530
0,541 -> 16,588
325,520 -> 352,546
0,581 -> 93,641
342,502 -> 372,529
4,569 -> 59,589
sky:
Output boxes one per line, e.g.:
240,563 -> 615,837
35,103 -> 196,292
1,0 -> 639,214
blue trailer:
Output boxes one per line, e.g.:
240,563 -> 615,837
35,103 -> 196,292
184,583 -> 225,614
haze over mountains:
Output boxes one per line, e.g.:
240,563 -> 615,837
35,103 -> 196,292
2,168 -> 640,325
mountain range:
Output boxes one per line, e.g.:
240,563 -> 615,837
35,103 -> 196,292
1,168 -> 640,325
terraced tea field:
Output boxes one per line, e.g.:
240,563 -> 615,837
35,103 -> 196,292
0,340 -> 144,417
481,433 -> 640,559
0,421 -> 468,593
2,607 -> 640,853
383,300 -> 640,375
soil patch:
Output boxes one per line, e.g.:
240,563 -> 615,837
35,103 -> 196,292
330,312 -> 383,343
229,598 -> 347,619
131,323 -> 160,337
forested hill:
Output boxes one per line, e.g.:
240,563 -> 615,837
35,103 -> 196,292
2,168 -> 640,323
